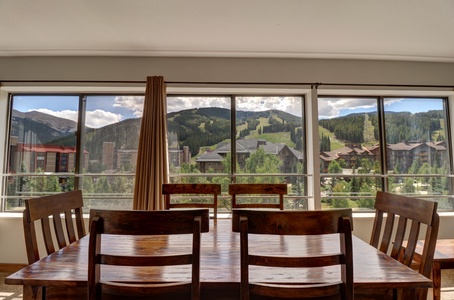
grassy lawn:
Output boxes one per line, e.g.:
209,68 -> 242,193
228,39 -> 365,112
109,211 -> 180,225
319,126 -> 344,150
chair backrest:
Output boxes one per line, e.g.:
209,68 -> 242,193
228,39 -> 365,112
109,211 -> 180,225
23,190 -> 86,264
88,208 -> 209,300
162,183 -> 221,219
232,209 -> 354,300
229,183 -> 287,210
370,191 -> 439,299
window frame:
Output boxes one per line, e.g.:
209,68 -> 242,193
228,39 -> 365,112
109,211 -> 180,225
1,85 -> 454,212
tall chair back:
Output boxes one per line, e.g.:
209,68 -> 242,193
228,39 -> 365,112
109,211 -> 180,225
23,190 -> 86,299
88,208 -> 209,300
232,208 -> 354,300
229,183 -> 287,210
370,191 -> 439,300
162,183 -> 221,219
23,190 -> 86,264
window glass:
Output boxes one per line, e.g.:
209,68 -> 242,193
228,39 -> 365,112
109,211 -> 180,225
234,96 -> 306,209
166,95 -> 307,211
7,95 -> 79,211
319,96 -> 452,211
384,97 -> 452,209
81,95 -> 143,210
166,96 -> 232,212
318,97 -> 381,210
6,92 -> 450,213
5,94 -> 144,212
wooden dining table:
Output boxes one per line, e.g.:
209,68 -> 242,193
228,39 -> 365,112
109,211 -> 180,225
6,218 -> 432,300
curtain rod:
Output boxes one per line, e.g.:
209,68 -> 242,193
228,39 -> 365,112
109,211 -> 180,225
1,80 -> 453,89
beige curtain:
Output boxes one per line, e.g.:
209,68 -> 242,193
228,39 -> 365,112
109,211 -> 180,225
133,76 -> 169,210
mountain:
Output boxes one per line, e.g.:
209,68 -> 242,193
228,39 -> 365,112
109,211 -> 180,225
168,107 -> 303,156
13,107 -> 302,161
318,110 -> 444,145
84,118 -> 142,161
11,110 -> 78,144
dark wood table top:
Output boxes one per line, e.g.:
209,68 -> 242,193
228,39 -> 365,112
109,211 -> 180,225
6,219 -> 431,295
425,239 -> 454,264
415,239 -> 454,266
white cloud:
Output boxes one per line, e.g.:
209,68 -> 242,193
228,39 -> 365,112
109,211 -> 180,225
318,97 -> 377,119
33,108 -> 79,122
167,97 -> 230,113
113,96 -> 144,117
32,108 -> 122,128
167,96 -> 303,116
237,96 -> 302,116
86,110 -> 123,128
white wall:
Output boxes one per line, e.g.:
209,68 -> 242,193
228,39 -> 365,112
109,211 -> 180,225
0,56 -> 454,264
1,56 -> 454,85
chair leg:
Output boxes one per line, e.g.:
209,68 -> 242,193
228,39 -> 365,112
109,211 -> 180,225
432,261 -> 441,300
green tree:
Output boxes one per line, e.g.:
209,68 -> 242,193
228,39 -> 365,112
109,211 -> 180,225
94,176 -> 112,193
401,177 -> 415,194
328,160 -> 343,174
180,163 -> 201,184
331,181 -> 349,208
356,182 -> 375,209
328,159 -> 343,188
111,175 -> 132,194
28,168 -> 62,194
350,168 -> 360,194
244,147 -> 282,183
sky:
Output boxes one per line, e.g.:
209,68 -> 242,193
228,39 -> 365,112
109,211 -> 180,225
12,95 -> 444,128
13,95 -> 144,128
319,97 -> 444,119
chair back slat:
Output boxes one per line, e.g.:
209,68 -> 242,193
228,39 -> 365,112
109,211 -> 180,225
162,183 -> 221,219
64,210 -> 77,243
229,183 -> 287,210
39,217 -> 56,255
52,213 -> 67,249
232,208 -> 353,300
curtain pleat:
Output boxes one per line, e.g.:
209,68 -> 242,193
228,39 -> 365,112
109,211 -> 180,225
133,76 -> 168,210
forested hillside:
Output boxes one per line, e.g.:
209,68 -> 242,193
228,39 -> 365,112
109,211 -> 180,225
168,108 -> 303,156
318,110 -> 444,147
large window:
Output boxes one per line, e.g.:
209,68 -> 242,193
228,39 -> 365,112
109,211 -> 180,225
2,91 -> 453,213
5,94 -> 144,212
319,96 -> 453,210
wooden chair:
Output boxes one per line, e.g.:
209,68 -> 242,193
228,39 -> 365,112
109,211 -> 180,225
229,183 -> 287,210
22,189 -> 86,299
162,183 -> 221,219
232,208 -> 354,300
88,208 -> 209,300
369,191 -> 439,300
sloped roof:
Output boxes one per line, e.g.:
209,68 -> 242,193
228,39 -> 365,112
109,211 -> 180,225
195,151 -> 224,162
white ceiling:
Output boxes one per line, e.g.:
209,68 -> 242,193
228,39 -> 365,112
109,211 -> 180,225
1,0 -> 454,62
